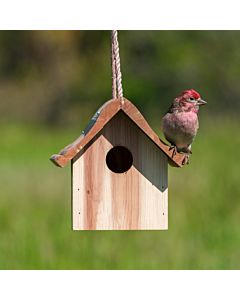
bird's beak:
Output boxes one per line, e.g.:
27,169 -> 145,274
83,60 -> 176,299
198,98 -> 207,105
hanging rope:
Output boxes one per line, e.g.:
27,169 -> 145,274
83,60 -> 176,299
111,30 -> 124,102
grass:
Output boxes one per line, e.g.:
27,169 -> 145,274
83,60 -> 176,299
0,116 -> 240,269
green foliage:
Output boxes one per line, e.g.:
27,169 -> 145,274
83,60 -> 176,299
0,118 -> 240,269
0,31 -> 240,126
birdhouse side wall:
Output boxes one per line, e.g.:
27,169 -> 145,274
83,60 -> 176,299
72,111 -> 168,230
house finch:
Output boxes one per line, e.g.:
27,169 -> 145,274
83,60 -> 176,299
162,89 -> 207,165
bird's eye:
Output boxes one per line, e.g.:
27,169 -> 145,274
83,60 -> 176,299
188,97 -> 197,102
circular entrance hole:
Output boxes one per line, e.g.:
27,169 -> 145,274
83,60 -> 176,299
106,146 -> 133,173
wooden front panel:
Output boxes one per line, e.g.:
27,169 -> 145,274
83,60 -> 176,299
72,112 -> 168,230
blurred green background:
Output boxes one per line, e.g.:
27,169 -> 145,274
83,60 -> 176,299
0,31 -> 240,269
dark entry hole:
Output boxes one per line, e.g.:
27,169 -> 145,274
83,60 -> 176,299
106,146 -> 133,173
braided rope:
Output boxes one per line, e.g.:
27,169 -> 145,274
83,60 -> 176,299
111,41 -> 117,99
111,30 -> 123,102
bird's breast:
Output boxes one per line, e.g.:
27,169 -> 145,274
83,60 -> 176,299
173,111 -> 199,134
162,111 -> 199,148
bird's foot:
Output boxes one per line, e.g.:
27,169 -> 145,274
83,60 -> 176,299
185,149 -> 192,154
182,154 -> 190,165
169,145 -> 178,158
180,146 -> 192,155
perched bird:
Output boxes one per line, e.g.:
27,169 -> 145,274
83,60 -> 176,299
162,89 -> 207,165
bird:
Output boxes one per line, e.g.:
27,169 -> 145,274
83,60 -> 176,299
162,89 -> 207,165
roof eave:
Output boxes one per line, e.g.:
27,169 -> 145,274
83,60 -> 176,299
50,98 -> 185,168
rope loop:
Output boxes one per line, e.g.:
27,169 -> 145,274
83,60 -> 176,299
111,30 -> 123,103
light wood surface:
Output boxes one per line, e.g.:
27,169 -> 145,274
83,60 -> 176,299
72,112 -> 168,230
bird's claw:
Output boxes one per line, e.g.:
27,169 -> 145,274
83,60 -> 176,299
185,149 -> 192,154
182,154 -> 190,165
168,145 -> 191,165
169,145 -> 177,158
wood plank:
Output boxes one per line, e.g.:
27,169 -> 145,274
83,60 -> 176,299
72,154 -> 85,230
72,111 -> 168,230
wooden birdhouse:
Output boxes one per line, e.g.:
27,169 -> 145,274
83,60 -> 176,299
50,98 -> 185,230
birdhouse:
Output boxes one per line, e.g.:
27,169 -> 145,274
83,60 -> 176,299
50,98 -> 185,230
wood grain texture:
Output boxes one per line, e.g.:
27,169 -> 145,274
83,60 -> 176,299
72,112 -> 168,230
51,99 -> 120,167
122,99 -> 184,167
50,98 -> 185,168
